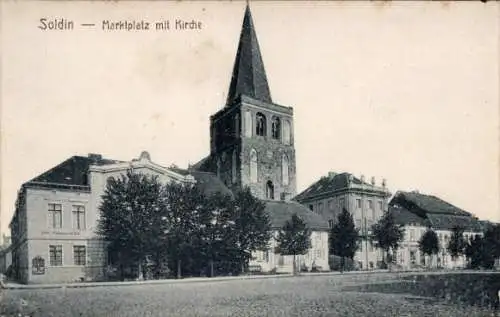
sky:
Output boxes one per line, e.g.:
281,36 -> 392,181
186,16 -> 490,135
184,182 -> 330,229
1,1 -> 499,236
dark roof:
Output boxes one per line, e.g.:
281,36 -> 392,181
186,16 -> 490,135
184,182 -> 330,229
390,205 -> 429,227
389,191 -> 482,232
294,173 -> 367,201
189,171 -> 234,198
426,213 -> 482,231
226,4 -> 272,106
391,191 -> 472,217
264,200 -> 329,231
26,154 -> 121,188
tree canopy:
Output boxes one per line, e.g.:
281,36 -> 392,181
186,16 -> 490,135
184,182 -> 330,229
371,210 -> 405,264
329,208 -> 359,271
276,214 -> 312,275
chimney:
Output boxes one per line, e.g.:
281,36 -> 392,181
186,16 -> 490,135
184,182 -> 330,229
382,178 -> 387,188
371,176 -> 375,186
88,153 -> 102,163
360,175 -> 365,183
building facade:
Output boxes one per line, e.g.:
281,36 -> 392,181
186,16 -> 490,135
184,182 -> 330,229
390,191 -> 485,270
8,152 -> 198,284
294,172 -> 391,270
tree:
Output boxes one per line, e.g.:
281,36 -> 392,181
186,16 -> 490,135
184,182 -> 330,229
483,224 -> 500,267
418,228 -> 440,268
97,169 -> 164,280
329,208 -> 360,272
276,213 -> 312,275
232,187 -> 272,273
447,226 -> 467,264
198,192 -> 236,277
371,210 -> 405,267
162,181 -> 206,278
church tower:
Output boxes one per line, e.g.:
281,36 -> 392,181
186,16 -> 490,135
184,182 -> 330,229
207,4 -> 296,201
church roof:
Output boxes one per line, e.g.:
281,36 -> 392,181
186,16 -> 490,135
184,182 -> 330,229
226,4 -> 272,106
265,200 -> 329,231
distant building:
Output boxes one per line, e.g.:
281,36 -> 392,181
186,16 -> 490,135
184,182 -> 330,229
389,191 -> 484,269
294,172 -> 391,270
0,234 -> 12,275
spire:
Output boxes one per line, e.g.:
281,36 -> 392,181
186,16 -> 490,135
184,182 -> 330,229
226,4 -> 272,106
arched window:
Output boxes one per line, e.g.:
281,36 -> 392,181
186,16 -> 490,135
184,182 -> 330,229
282,154 -> 289,186
232,150 -> 237,183
266,181 -> 274,200
216,158 -> 221,178
283,120 -> 291,145
256,113 -> 266,136
244,111 -> 252,138
234,114 -> 240,137
271,117 -> 281,139
250,149 -> 258,183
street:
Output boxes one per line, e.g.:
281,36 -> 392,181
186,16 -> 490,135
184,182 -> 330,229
0,273 -> 496,317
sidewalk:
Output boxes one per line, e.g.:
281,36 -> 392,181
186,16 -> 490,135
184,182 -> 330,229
6,269 -> 492,290
4,270 -> 387,290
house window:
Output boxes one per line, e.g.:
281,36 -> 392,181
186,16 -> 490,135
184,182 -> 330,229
356,199 -> 361,209
409,229 -> 415,242
256,112 -> 266,136
283,120 -> 291,145
339,198 -> 345,210
266,181 -> 274,200
368,200 -> 373,210
271,116 -> 281,139
250,149 -> 258,183
328,200 -> 334,210
49,203 -> 62,229
73,245 -> 86,266
378,201 -> 383,211
318,202 -> 324,213
72,205 -> 86,230
244,111 -> 252,138
328,220 -> 334,229
49,245 -> 63,266
282,154 -> 289,186
309,205 -> 313,211
410,251 -> 416,265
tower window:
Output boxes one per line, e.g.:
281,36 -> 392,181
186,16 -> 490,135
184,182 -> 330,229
256,113 -> 266,136
282,154 -> 289,186
266,180 -> 274,200
232,150 -> 237,183
283,120 -> 291,145
271,116 -> 281,139
234,114 -> 240,137
250,149 -> 258,183
244,111 -> 252,138
216,158 -> 221,178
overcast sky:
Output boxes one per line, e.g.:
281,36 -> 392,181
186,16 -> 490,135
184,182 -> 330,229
1,1 -> 499,236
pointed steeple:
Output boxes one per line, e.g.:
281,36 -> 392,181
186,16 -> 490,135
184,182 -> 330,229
226,4 -> 272,106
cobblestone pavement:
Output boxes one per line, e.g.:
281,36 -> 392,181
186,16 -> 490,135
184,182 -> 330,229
0,273 -> 496,317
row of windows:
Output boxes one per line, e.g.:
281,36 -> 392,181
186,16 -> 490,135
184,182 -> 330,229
48,203 -> 86,230
309,198 -> 384,216
243,111 -> 292,145
49,245 -> 86,266
407,229 -> 480,243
